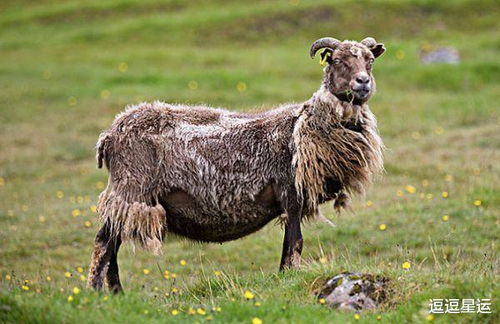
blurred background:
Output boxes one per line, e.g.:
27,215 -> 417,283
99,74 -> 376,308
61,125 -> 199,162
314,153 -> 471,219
0,0 -> 498,322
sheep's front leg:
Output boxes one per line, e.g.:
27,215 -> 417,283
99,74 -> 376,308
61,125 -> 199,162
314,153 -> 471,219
279,202 -> 303,271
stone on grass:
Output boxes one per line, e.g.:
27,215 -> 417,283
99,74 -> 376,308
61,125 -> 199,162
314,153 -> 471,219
317,272 -> 390,312
420,47 -> 460,64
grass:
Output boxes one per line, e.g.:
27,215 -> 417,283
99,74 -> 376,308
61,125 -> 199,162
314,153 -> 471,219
0,0 -> 499,323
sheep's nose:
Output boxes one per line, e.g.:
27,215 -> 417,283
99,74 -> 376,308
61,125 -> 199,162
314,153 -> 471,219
355,74 -> 370,84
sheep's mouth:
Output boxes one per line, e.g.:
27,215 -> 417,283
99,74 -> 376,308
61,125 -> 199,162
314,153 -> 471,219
351,87 -> 371,100
334,89 -> 370,105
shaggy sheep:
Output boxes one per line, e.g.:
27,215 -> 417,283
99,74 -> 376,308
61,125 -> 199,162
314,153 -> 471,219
88,37 -> 385,293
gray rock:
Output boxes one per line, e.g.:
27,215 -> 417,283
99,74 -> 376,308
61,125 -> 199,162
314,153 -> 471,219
318,272 -> 390,312
420,47 -> 460,64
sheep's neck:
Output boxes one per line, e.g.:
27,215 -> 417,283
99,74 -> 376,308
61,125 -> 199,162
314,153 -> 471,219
292,86 -> 384,217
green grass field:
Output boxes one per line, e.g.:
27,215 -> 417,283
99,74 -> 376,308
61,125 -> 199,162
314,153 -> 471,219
0,0 -> 499,322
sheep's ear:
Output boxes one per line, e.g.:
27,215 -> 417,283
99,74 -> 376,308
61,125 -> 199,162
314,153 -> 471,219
370,43 -> 385,58
319,48 -> 334,65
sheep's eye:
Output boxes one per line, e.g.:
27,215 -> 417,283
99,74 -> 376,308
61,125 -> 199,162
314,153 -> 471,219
332,58 -> 341,65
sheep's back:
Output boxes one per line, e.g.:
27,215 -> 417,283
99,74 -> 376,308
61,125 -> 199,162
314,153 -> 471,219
97,101 -> 299,217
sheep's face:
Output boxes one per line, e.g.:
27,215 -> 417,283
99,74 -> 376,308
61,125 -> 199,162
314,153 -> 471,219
312,38 -> 385,104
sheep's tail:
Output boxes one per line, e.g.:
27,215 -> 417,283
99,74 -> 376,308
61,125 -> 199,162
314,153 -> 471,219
95,131 -> 166,254
96,131 -> 110,169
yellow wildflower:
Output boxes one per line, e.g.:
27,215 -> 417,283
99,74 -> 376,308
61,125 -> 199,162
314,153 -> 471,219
96,181 -> 105,190
402,261 -> 411,269
214,270 -> 222,276
46,276 -> 52,281
252,318 -> 262,324
68,96 -> 77,106
103,295 -> 109,301
76,267 -> 83,273
395,49 -> 405,60
118,62 -> 128,73
22,285 -> 29,291
244,290 -> 254,300
100,89 -> 110,99
180,259 -> 187,266
188,307 -> 196,315
171,287 -> 178,293
171,309 -> 179,316
84,221 -> 92,228
426,193 -> 433,200
396,190 -> 404,197
442,215 -> 449,222
80,275 -> 86,281
90,205 -> 97,213
426,314 -> 434,321
255,301 -> 261,307
72,287 -> 80,295
405,185 -> 416,194
64,272 -> 72,278
143,269 -> 150,275
354,313 -> 361,320
67,295 -> 74,302
188,80 -> 198,90
237,82 -> 247,92
5,274 -> 11,281
319,298 -> 326,304
366,200 -> 373,207
72,209 -> 81,217
473,200 -> 481,207
197,308 -> 206,315
39,216 -> 46,223
319,257 -> 327,264
379,224 -> 387,231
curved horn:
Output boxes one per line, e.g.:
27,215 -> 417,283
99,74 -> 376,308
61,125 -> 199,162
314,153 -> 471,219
361,37 -> 377,48
309,37 -> 341,58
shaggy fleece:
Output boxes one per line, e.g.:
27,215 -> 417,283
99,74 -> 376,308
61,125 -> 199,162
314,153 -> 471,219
96,86 -> 383,252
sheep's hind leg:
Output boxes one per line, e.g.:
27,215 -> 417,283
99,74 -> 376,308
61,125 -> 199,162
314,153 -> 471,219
279,198 -> 303,271
87,222 -> 120,292
106,236 -> 122,293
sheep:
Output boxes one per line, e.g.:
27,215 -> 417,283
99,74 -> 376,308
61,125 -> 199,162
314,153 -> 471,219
88,37 -> 385,293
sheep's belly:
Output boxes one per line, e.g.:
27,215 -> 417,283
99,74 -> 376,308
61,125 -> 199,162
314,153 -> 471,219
161,188 -> 283,242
